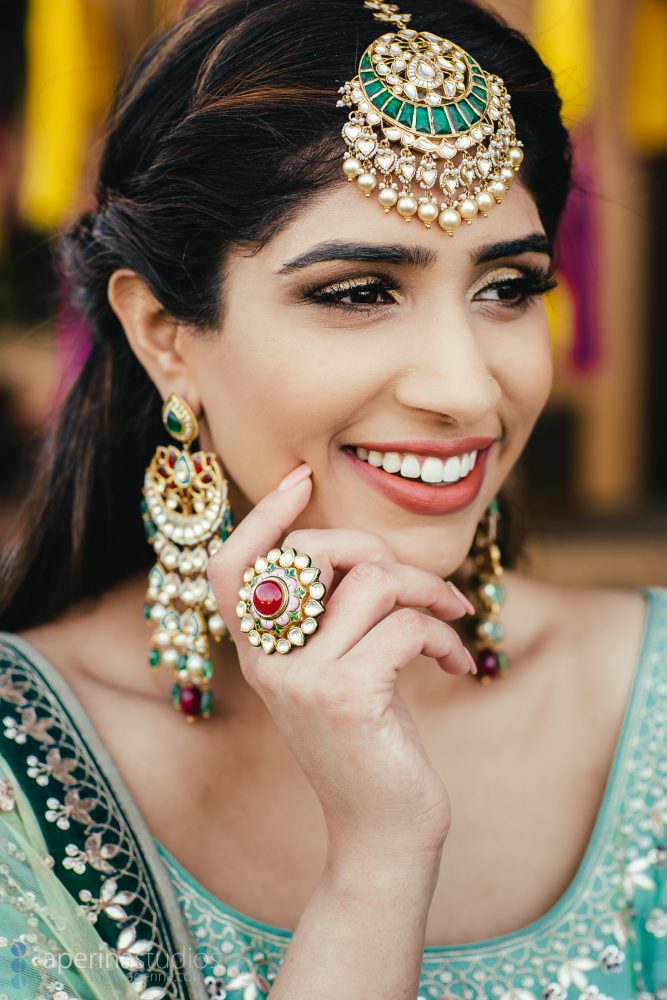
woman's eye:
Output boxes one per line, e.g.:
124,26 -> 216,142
305,278 -> 399,311
474,271 -> 558,311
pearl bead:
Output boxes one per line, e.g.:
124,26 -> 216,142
187,653 -> 204,673
343,157 -> 363,179
509,146 -> 524,167
154,631 -> 170,647
208,613 -> 226,636
476,191 -> 494,215
438,208 -> 462,233
378,186 -> 399,210
162,648 -> 179,667
397,195 -> 418,219
357,172 -> 377,195
500,167 -> 514,184
417,201 -> 439,226
491,180 -> 506,200
459,197 -> 478,222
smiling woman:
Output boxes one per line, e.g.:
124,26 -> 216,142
0,1 -> 665,999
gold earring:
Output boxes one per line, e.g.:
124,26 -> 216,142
467,496 -> 509,684
140,393 -> 234,722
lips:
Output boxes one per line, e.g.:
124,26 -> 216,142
341,440 -> 495,515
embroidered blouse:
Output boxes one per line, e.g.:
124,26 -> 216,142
0,585 -> 665,1000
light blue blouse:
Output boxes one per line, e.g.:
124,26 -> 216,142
154,586 -> 667,1000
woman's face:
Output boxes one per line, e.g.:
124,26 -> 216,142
189,179 -> 554,578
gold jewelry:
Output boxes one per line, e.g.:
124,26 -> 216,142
468,496 -> 508,684
237,547 -> 327,654
337,1 -> 524,233
140,393 -> 234,721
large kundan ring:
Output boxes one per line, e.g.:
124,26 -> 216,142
236,547 -> 327,654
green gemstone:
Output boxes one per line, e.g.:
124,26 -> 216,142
482,581 -> 506,605
489,496 -> 500,516
170,683 -> 181,706
431,107 -> 452,135
415,107 -> 431,133
201,659 -> 213,680
290,611 -> 300,621
296,588 -> 306,598
177,654 -> 188,671
365,79 -> 384,98
144,604 -> 152,621
166,410 -> 183,436
384,97 -> 402,118
479,619 -> 505,643
371,88 -> 391,109
143,519 -> 157,539
360,71 -> 376,84
361,52 -> 372,71
139,498 -> 148,515
497,651 -> 509,673
398,103 -> 415,128
200,690 -> 213,716
149,648 -> 161,668
467,92 -> 486,114
268,563 -> 276,571
447,103 -> 468,132
286,568 -> 296,577
458,99 -> 481,125
472,85 -> 487,101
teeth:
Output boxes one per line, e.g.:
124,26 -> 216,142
352,446 -> 479,485
400,455 -> 421,479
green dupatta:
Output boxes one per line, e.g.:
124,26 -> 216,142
0,633 -> 209,1000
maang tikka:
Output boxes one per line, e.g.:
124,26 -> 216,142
467,496 -> 509,684
337,1 -> 524,234
140,394 -> 234,722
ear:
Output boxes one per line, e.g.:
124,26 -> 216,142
107,269 -> 200,409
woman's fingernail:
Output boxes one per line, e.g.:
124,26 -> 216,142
277,463 -> 312,492
464,647 -> 478,675
446,580 -> 476,615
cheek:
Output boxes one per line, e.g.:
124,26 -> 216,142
489,312 -> 553,437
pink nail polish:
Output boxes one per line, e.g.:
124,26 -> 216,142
464,647 -> 478,675
446,580 -> 476,615
277,463 -> 312,491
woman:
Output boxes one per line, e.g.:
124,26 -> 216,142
0,0 -> 665,997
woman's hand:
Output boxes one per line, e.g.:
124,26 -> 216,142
207,463 -> 474,871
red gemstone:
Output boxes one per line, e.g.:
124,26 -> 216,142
252,578 -> 286,618
180,686 -> 201,716
476,648 -> 500,680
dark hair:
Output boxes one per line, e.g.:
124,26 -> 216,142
0,0 -> 572,631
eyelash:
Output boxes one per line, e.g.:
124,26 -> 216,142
303,265 -> 558,315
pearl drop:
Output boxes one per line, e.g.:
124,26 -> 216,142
491,180 -> 506,200
459,197 -> 478,221
438,208 -> 462,233
476,191 -> 494,215
397,195 -> 418,218
500,167 -> 514,184
343,157 -> 363,179
417,201 -> 439,226
509,146 -> 524,166
378,186 -> 399,210
188,653 -> 204,673
162,649 -> 178,667
357,172 -> 377,195
208,613 -> 226,636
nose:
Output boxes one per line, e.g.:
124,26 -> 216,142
392,310 -> 501,426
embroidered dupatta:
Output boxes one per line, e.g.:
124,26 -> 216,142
0,633 -> 209,1000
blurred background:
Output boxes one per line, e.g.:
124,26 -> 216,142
0,0 -> 665,586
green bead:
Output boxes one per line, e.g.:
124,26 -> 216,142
201,659 -> 213,680
177,654 -> 188,671
200,690 -> 213,717
166,410 -> 183,436
143,519 -> 157,540
170,683 -> 181,706
482,581 -> 505,606
497,651 -> 509,673
149,648 -> 161,668
144,604 -> 152,621
489,496 -> 500,517
415,107 -> 431,133
139,499 -> 149,515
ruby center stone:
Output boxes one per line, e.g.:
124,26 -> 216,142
252,578 -> 287,618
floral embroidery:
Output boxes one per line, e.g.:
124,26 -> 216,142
0,642 -> 198,999
0,776 -> 15,811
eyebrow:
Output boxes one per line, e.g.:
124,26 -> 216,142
278,232 -> 552,274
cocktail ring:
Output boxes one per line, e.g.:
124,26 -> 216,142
236,547 -> 327,654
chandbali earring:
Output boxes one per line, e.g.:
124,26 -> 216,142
467,496 -> 509,684
140,393 -> 234,722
